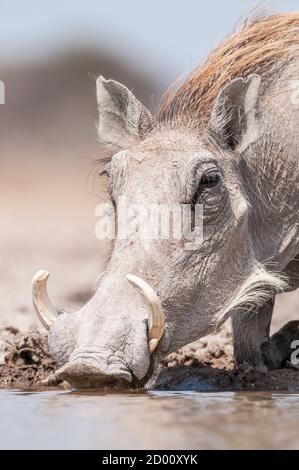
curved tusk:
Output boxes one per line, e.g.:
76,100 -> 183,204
126,274 -> 165,353
32,270 -> 58,330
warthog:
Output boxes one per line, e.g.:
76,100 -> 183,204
32,13 -> 299,388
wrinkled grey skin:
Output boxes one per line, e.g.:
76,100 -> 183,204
48,62 -> 299,388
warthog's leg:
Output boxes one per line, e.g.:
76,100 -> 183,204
262,257 -> 299,369
232,298 -> 299,371
261,321 -> 299,370
232,299 -> 274,372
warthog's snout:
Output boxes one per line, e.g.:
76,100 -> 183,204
54,361 -> 132,389
32,270 -> 166,388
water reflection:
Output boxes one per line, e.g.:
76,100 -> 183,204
0,389 -> 299,449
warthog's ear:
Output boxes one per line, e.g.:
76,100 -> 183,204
96,76 -> 155,151
210,74 -> 261,152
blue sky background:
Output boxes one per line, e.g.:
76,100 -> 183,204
1,0 -> 298,85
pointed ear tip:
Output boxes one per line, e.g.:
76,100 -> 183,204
222,74 -> 261,96
247,73 -> 261,85
96,75 -> 105,84
96,75 -> 112,88
96,77 -> 115,100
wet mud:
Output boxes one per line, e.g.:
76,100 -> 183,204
1,326 -> 299,392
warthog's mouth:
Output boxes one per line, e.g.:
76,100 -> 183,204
54,361 -> 133,389
53,357 -> 158,389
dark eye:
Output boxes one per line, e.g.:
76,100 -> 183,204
199,170 -> 220,189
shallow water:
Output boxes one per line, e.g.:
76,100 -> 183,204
0,389 -> 298,449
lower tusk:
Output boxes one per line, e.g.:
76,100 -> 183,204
126,274 -> 165,353
32,270 -> 58,330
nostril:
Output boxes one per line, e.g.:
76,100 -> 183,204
55,361 -> 132,389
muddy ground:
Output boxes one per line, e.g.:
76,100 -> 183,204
1,324 -> 299,392
0,162 -> 299,391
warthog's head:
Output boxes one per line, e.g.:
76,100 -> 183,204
32,75 -> 285,388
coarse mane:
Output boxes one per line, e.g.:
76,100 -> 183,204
156,12 -> 299,128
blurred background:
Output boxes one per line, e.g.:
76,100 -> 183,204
0,0 -> 298,331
